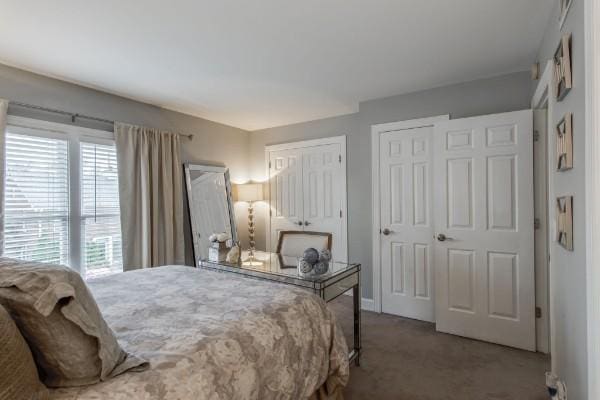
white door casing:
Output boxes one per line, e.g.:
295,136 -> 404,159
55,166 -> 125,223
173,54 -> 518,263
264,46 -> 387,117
433,110 -> 535,351
302,143 -> 345,261
533,108 -> 550,354
379,126 -> 435,321
532,60 -> 555,357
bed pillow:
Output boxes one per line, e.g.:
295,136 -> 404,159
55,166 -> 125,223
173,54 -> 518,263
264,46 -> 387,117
0,303 -> 49,399
0,257 -> 148,387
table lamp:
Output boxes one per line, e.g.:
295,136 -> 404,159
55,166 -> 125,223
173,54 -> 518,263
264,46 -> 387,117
235,182 -> 264,256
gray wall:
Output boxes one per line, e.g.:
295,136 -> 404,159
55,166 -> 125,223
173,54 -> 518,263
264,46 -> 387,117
0,63 -> 251,266
535,0 -> 587,397
2,24 -> 587,395
250,71 -> 532,298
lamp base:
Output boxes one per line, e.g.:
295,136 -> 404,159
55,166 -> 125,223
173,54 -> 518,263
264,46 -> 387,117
248,202 -> 255,256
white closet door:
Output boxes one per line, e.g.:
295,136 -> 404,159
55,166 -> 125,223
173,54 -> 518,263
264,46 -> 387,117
379,126 -> 434,321
433,110 -> 535,351
302,144 -> 346,262
269,148 -> 304,249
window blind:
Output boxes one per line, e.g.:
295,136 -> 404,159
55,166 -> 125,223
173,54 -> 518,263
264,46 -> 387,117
80,142 -> 122,278
3,133 -> 70,264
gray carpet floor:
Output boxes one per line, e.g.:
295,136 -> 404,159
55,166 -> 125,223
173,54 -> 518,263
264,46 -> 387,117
328,296 -> 550,400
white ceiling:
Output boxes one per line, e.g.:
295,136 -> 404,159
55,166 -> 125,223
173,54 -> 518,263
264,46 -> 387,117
0,1 -> 553,131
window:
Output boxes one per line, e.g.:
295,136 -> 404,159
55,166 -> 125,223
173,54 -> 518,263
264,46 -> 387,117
80,142 -> 122,277
2,118 -> 122,278
3,134 -> 70,264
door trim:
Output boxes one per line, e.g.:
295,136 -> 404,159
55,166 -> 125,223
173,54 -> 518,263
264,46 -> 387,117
264,135 -> 348,262
371,115 -> 449,313
531,61 -> 556,356
531,61 -> 553,355
585,1 -> 600,396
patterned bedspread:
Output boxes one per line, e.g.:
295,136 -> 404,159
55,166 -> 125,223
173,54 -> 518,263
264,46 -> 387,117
50,266 -> 349,400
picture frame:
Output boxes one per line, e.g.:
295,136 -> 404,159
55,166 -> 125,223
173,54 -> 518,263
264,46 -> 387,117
553,34 -> 572,101
556,196 -> 573,251
559,0 -> 573,29
556,113 -> 573,171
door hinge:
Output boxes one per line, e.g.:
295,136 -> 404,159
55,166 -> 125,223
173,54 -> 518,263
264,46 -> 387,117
339,210 -> 343,218
338,154 -> 342,163
534,218 -> 541,230
268,161 -> 272,169
533,130 -> 540,142
535,307 -> 542,318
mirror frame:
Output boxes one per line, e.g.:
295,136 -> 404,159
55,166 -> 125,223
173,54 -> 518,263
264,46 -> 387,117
184,163 -> 238,266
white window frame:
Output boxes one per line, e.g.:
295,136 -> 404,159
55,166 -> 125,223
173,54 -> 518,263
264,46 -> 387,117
5,116 -> 116,274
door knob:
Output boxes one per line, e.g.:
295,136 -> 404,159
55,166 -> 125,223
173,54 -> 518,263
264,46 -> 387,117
436,233 -> 453,242
304,221 -> 311,226
382,228 -> 392,235
296,221 -> 304,226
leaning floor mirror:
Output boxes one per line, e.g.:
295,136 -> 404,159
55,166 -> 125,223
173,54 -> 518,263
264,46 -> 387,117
184,163 -> 238,265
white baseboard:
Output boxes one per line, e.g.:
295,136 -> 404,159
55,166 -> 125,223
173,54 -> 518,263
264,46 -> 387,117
361,297 -> 375,312
341,291 -> 375,311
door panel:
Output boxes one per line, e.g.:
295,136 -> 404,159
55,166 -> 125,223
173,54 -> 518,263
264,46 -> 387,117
447,158 -> 473,228
487,155 -> 516,230
433,110 -> 535,351
302,144 -> 345,262
269,149 -> 303,249
413,163 -> 428,226
488,251 -> 518,319
447,249 -> 475,312
380,126 -> 434,322
414,243 -> 430,298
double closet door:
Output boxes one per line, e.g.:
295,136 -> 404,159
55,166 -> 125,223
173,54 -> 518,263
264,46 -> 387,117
377,110 -> 535,351
267,138 -> 347,262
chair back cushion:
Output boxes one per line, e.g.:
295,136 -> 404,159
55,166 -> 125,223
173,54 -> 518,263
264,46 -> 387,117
277,231 -> 332,258
0,303 -> 48,399
0,258 -> 148,387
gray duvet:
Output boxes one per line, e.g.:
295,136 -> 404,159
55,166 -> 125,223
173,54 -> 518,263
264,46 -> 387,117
50,266 -> 349,400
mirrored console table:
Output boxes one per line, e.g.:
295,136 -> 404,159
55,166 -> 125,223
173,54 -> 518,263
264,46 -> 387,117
199,250 -> 361,366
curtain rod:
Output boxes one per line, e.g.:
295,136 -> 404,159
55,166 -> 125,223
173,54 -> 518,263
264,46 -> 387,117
9,101 -> 193,140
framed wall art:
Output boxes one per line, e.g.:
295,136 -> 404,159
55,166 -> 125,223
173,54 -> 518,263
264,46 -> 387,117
553,34 -> 572,101
556,113 -> 573,171
556,195 -> 573,251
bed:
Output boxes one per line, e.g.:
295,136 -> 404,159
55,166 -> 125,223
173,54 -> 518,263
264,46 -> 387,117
49,265 -> 349,400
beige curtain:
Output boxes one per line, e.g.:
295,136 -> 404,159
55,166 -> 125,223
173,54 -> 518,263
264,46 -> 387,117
0,99 -> 8,254
115,122 -> 184,270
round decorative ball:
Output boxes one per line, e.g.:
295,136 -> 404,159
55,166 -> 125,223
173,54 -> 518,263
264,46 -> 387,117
299,260 -> 313,274
216,232 -> 230,242
319,249 -> 332,262
302,248 -> 320,265
313,261 -> 329,275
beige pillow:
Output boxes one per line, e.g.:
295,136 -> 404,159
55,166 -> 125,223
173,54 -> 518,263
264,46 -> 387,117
0,258 -> 148,387
0,303 -> 48,400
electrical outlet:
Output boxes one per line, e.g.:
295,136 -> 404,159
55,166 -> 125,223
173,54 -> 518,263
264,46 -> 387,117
545,373 -> 567,400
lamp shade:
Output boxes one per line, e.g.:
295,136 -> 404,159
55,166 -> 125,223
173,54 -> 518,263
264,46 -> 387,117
235,182 -> 264,202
